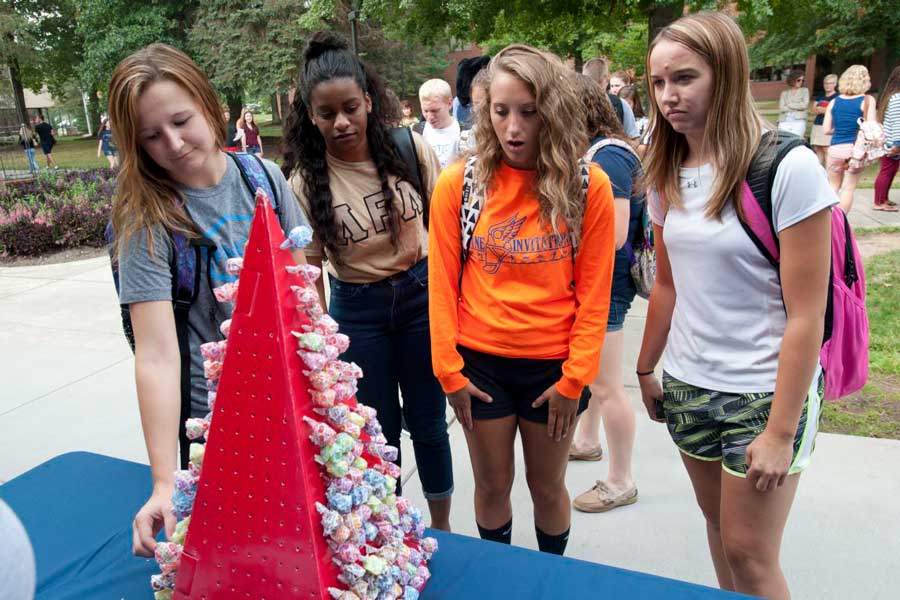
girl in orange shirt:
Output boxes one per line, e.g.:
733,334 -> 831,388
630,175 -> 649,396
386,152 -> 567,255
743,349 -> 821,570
429,45 -> 616,554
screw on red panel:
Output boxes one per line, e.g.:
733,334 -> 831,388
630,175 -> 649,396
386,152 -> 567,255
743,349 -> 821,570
174,195 -> 339,599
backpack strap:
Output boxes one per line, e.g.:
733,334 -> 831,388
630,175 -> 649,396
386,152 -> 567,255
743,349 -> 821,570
228,152 -> 283,222
739,130 -> 805,267
459,155 -> 481,264
173,233 -> 216,469
389,127 -> 428,226
573,159 -> 591,257
585,137 -> 640,163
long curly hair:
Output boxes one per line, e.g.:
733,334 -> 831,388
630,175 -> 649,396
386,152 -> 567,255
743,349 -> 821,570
281,31 -> 416,265
107,43 -> 226,256
643,12 -> 765,220
471,44 -> 588,246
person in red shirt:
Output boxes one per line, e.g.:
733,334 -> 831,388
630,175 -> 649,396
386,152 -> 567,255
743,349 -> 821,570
240,110 -> 263,157
429,44 -> 616,555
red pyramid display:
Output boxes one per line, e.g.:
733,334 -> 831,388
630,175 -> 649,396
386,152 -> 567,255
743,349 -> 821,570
149,192 -> 437,600
173,194 -> 339,598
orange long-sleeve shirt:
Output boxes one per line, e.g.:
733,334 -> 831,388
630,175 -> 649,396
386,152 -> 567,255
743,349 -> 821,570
428,160 -> 616,398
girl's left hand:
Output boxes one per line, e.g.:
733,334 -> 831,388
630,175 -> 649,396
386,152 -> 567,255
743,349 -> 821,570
745,430 -> 794,492
532,385 -> 579,442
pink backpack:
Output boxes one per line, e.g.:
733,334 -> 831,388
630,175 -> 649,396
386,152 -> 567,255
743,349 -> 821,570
741,131 -> 869,400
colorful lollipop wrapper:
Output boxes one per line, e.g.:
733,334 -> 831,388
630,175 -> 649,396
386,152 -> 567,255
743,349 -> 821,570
293,331 -> 327,351
286,263 -> 321,284
184,417 -> 209,441
291,285 -> 320,308
199,340 -> 227,361
212,281 -> 239,303
311,388 -> 337,408
280,225 -> 313,250
203,359 -> 223,381
298,350 -> 329,371
225,257 -> 243,275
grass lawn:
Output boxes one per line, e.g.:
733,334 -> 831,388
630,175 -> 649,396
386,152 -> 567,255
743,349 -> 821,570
45,131 -> 285,169
821,249 -> 900,439
42,136 -> 110,170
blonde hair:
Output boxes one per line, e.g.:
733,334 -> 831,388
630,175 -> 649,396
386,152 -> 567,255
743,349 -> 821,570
643,11 -> 766,220
824,73 -> 838,85
108,43 -> 226,256
838,65 -> 871,95
471,44 -> 588,246
418,78 -> 452,103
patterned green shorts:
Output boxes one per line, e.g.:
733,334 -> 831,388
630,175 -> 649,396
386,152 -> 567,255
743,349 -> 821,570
661,371 -> 824,477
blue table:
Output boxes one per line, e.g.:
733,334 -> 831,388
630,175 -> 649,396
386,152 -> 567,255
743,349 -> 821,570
1,453 -> 746,599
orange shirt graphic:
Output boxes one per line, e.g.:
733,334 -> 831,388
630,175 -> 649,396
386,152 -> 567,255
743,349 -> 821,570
428,160 -> 616,398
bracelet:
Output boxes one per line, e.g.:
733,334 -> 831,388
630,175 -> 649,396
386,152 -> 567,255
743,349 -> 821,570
636,369 -> 655,377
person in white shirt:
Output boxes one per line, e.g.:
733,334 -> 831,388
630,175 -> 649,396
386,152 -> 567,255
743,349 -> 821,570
419,78 -> 461,170
637,12 -> 836,600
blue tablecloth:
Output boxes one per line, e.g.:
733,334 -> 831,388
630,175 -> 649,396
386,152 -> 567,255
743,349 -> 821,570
1,452 -> 746,599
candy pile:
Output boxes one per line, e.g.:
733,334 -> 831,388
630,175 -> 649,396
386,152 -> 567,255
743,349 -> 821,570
149,221 -> 436,600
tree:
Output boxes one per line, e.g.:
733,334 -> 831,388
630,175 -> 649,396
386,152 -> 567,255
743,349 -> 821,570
343,0 -> 685,69
301,1 -> 449,99
1,2 -> 40,126
187,0 -> 316,120
74,0 -> 197,92
70,0 -> 197,132
737,0 -> 900,70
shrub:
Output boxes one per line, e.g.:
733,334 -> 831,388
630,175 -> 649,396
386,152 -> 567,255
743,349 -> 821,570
0,169 -> 115,257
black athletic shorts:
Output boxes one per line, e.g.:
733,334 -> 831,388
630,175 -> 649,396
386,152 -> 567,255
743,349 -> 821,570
458,345 -> 591,423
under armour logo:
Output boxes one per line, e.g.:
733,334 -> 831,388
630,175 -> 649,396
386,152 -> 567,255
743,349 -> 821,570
684,179 -> 699,189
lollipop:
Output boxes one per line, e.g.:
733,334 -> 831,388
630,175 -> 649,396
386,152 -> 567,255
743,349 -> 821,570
212,282 -> 239,303
225,257 -> 243,275
280,225 -> 314,250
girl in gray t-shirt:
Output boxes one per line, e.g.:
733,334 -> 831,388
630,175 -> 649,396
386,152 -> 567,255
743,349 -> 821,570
107,43 -> 309,559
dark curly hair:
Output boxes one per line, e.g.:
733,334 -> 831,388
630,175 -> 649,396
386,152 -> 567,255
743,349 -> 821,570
281,31 -> 416,265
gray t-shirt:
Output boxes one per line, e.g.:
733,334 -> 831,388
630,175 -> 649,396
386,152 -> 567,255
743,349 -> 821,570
117,156 -> 308,415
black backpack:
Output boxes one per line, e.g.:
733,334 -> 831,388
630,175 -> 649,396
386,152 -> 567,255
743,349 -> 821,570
106,152 -> 282,468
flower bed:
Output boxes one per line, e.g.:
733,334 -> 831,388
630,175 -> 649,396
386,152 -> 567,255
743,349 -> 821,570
0,169 -> 115,256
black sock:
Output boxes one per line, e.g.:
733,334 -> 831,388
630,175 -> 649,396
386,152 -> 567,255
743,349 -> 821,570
477,518 -> 512,545
535,526 -> 569,556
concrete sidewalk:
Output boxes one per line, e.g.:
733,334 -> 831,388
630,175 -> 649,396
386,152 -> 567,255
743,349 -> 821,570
2,189 -> 899,598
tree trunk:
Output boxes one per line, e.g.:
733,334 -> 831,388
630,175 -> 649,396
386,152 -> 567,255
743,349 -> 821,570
226,93 -> 243,124
87,88 -> 102,137
8,59 -> 29,127
648,1 -> 684,43
269,93 -> 281,124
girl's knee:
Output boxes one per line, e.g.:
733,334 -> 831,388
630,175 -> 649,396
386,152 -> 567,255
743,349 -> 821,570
475,471 -> 514,500
525,473 -> 566,506
721,529 -> 776,580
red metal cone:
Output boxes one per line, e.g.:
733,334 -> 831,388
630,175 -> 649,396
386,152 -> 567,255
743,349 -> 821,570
174,195 -> 340,599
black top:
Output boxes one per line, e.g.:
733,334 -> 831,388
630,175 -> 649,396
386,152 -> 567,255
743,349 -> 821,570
813,92 -> 838,126
608,93 -> 625,126
34,122 -> 54,144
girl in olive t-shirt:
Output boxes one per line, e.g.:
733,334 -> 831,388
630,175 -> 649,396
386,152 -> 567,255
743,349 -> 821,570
281,31 -> 453,531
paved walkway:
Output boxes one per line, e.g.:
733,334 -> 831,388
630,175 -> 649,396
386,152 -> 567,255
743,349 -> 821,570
2,189 -> 899,598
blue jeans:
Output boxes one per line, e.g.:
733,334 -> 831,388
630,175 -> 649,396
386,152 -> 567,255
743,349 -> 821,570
24,148 -> 38,173
328,259 -> 453,500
